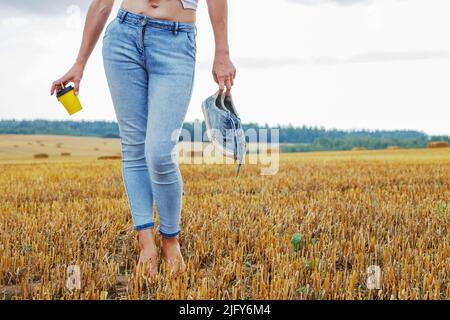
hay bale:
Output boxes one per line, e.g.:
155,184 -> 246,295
387,146 -> 401,150
352,147 -> 367,151
34,153 -> 49,159
61,152 -> 71,157
98,155 -> 122,160
427,141 -> 449,149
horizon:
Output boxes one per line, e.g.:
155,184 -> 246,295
0,118 -> 447,137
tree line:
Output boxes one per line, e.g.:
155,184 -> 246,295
0,120 -> 448,152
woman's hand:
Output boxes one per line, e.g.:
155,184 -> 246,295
50,62 -> 85,96
212,53 -> 236,96
50,0 -> 114,96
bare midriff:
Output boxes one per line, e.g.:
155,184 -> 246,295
121,0 -> 196,23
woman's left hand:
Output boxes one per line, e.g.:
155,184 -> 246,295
212,54 -> 236,95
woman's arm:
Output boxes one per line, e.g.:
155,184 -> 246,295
207,0 -> 237,95
50,0 -> 115,96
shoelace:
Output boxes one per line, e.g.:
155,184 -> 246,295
229,116 -> 244,177
214,93 -> 244,177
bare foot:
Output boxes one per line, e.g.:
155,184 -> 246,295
161,237 -> 186,274
136,229 -> 158,277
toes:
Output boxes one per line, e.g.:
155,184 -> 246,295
137,254 -> 159,277
163,256 -> 186,274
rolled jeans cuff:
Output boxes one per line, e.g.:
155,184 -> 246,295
159,230 -> 180,238
134,222 -> 155,231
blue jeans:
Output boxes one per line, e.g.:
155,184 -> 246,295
102,9 -> 197,237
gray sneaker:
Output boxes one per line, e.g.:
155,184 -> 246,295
202,92 -> 247,176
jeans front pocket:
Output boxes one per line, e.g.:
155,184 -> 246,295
185,31 -> 197,55
103,19 -> 116,42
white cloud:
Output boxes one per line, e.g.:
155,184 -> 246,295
0,0 -> 449,135
0,0 -> 91,15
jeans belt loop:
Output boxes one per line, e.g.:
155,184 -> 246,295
173,22 -> 179,35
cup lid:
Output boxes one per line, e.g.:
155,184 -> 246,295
57,85 -> 74,98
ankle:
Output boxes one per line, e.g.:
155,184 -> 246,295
138,229 -> 157,252
162,237 -> 179,248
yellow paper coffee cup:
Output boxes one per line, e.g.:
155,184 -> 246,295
57,84 -> 83,116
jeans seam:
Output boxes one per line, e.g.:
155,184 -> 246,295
139,18 -> 147,56
187,62 -> 196,107
122,157 -> 154,229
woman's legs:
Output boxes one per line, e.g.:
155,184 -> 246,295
103,19 -> 159,275
144,23 -> 196,271
102,23 -> 155,232
144,75 -> 192,272
103,10 -> 196,274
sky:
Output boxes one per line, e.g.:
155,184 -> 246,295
0,0 -> 449,135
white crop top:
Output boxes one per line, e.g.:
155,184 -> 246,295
180,0 -> 198,10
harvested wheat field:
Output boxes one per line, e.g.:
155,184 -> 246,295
0,146 -> 449,300
0,135 -> 121,162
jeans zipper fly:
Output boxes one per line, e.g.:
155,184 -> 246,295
140,18 -> 147,51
